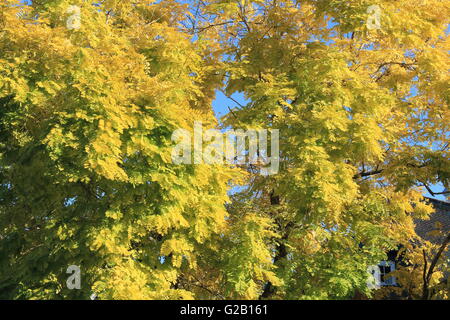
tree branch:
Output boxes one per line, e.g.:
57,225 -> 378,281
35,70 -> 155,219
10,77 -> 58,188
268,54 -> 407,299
353,169 -> 383,179
422,233 -> 450,299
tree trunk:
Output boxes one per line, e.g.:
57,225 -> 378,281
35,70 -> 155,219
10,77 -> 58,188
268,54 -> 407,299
421,233 -> 450,300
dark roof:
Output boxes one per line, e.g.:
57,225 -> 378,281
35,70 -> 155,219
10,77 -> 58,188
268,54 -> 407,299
415,198 -> 450,248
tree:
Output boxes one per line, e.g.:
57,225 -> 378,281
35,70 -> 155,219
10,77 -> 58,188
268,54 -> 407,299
0,0 -> 237,299
0,0 -> 448,300
420,233 -> 450,299
186,0 -> 449,299
374,228 -> 449,300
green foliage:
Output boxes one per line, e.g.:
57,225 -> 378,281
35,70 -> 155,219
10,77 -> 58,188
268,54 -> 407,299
0,0 -> 448,300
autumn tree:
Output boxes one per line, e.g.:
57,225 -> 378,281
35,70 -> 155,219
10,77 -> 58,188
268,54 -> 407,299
0,0 -> 449,300
374,224 -> 449,300
184,0 -> 449,299
0,0 -> 238,299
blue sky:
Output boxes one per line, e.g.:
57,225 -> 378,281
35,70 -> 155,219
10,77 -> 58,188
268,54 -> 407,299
209,11 -> 448,202
18,0 -> 448,202
212,90 -> 447,202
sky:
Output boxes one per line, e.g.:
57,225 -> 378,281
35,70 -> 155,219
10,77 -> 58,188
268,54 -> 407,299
17,0 -> 449,202
209,13 -> 449,203
212,91 -> 447,202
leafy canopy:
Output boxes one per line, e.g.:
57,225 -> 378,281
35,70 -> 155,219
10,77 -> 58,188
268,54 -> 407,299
0,0 -> 448,299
